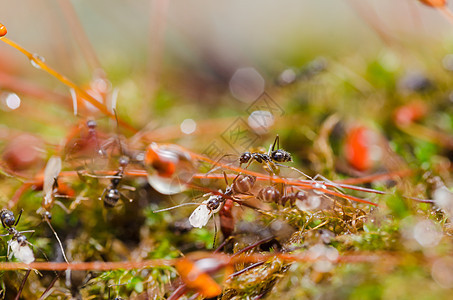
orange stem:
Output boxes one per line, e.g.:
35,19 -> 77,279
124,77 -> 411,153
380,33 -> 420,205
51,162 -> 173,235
0,36 -> 137,133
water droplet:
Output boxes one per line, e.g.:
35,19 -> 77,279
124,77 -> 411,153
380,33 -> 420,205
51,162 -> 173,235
145,143 -> 196,195
229,67 -> 265,103
413,219 -> 442,248
278,68 -> 297,85
30,53 -> 45,69
180,119 -> 197,135
296,194 -> 321,211
2,93 -> 21,110
248,110 -> 274,134
433,185 -> 453,217
313,182 -> 326,195
195,258 -> 223,273
432,257 -> 453,288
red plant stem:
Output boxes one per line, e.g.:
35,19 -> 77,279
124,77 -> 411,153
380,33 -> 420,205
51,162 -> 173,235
0,71 -> 71,107
336,169 -> 413,185
0,252 -> 397,271
0,36 -> 136,133
57,0 -> 103,72
167,285 -> 188,300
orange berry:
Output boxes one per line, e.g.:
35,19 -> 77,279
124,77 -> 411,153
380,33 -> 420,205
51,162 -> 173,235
0,23 -> 7,37
419,0 -> 447,7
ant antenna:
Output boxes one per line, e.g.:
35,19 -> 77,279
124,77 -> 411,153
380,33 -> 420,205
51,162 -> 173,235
223,172 -> 230,186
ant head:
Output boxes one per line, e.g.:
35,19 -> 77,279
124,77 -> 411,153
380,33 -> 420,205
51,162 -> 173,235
16,235 -> 27,246
239,152 -> 252,164
0,209 -> 15,228
118,155 -> 130,167
224,186 -> 233,196
86,120 -> 97,129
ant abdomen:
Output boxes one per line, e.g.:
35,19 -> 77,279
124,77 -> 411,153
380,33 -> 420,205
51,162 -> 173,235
271,149 -> 292,163
232,175 -> 256,194
257,186 -> 281,203
281,191 -> 307,206
0,209 -> 15,228
104,189 -> 121,208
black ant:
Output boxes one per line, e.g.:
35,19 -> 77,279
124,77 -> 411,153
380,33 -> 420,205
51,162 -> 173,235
240,135 -> 291,167
239,135 -> 311,179
155,172 -> 256,232
0,208 -> 35,264
100,155 -> 132,208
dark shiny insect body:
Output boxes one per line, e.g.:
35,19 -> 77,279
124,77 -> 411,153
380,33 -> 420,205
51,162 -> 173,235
280,191 -> 307,206
102,156 -> 129,208
0,208 -> 34,259
257,187 -> 307,206
239,135 -> 292,173
231,175 -> 256,194
207,173 -> 256,212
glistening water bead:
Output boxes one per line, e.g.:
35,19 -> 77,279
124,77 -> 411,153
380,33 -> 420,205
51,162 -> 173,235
144,143 -> 196,195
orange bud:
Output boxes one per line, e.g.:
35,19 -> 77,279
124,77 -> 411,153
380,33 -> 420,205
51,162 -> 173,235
344,126 -> 379,171
175,258 -> 222,298
394,101 -> 427,126
0,23 -> 7,37
419,0 -> 447,7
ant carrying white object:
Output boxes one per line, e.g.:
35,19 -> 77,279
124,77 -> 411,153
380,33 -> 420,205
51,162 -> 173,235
0,208 -> 35,264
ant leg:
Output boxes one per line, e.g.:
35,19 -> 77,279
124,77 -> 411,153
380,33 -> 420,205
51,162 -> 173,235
14,208 -> 24,226
18,230 -> 35,235
54,200 -> 71,214
44,218 -> 69,263
82,172 -> 121,179
153,202 -> 200,213
15,269 -> 31,300
120,192 -> 134,203
212,215 -> 218,249
273,162 -> 313,180
99,188 -> 107,202
120,185 -> 136,192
